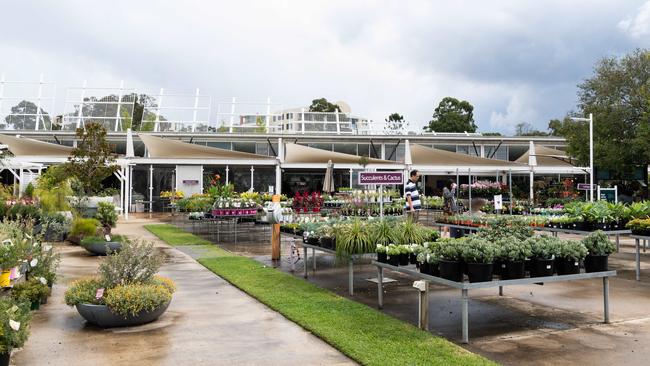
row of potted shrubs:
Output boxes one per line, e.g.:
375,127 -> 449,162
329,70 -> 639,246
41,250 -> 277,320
377,225 -> 616,283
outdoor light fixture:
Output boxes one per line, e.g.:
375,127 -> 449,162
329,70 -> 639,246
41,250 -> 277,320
570,113 -> 594,202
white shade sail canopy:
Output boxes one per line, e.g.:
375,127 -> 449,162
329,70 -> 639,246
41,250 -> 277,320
515,145 -> 577,167
284,143 -> 394,164
0,134 -> 73,157
139,134 -> 272,160
409,144 -> 526,172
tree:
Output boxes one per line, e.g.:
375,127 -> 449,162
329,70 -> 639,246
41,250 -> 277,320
255,116 -> 267,133
514,122 -> 549,136
2,100 -> 52,130
549,49 -> 650,177
384,113 -> 408,134
308,98 -> 340,112
63,122 -> 118,196
423,97 -> 477,133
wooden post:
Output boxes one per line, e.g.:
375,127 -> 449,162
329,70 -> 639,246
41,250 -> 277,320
271,194 -> 281,261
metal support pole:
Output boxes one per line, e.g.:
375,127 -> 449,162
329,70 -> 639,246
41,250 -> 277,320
499,286 -> 503,296
468,168 -> 472,212
377,266 -> 384,309
149,165 -> 154,213
509,169 -> 513,215
603,277 -> 609,324
348,259 -> 354,296
589,113 -> 594,202
636,238 -> 641,281
312,248 -> 316,271
461,289 -> 469,343
303,246 -> 308,279
616,234 -> 620,252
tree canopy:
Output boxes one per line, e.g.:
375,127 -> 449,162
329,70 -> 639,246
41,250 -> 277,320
514,122 -> 549,136
308,98 -> 340,113
549,49 -> 650,177
2,100 -> 52,130
423,97 -> 477,133
384,113 -> 408,134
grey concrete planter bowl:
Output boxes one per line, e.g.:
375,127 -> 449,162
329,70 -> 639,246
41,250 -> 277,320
75,300 -> 171,328
82,241 -> 123,255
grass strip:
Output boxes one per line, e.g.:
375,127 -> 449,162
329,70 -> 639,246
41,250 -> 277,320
146,224 -> 497,366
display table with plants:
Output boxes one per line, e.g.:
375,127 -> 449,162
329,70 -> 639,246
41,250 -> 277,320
64,240 -> 175,327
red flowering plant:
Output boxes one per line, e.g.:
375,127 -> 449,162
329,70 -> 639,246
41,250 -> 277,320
206,174 -> 234,199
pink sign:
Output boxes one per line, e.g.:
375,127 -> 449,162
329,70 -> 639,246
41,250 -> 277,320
358,172 -> 404,185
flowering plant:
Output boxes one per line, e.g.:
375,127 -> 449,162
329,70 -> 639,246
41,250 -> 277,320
459,180 -> 506,199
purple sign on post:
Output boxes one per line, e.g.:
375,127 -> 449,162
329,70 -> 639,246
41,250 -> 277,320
358,172 -> 404,185
577,183 -> 596,190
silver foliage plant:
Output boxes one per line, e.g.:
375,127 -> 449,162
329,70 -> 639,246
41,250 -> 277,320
98,239 -> 164,288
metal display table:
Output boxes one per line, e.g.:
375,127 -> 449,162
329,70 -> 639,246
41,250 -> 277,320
632,235 -> 650,281
300,242 -> 360,296
372,260 -> 616,343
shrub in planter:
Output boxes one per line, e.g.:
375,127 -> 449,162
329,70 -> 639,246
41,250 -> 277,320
460,237 -> 497,283
555,240 -> 588,275
316,225 -> 335,250
64,240 -> 174,327
528,235 -> 558,277
335,219 -> 371,259
581,230 -> 616,272
626,218 -> 650,236
438,238 -> 464,282
385,244 -> 400,266
0,298 -> 31,365
394,219 -> 427,245
95,202 -> 118,235
417,244 -> 441,276
397,245 -> 411,266
10,278 -> 51,310
69,218 -> 101,245
496,236 -> 532,280
28,243 -> 60,288
376,244 -> 388,263
408,244 -> 424,265
370,219 -> 396,246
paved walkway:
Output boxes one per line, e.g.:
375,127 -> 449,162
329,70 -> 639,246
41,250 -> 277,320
12,217 -> 354,366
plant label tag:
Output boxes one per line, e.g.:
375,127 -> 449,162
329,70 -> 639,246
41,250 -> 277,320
96,288 -> 105,299
501,264 -> 506,268
105,235 -> 111,242
574,261 -> 579,266
9,320 -> 20,331
30,258 -> 38,267
546,265 -> 551,270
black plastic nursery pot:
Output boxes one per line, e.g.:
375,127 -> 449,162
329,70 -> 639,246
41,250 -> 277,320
466,263 -> 494,283
398,253 -> 410,266
320,237 -> 334,250
409,253 -> 418,265
439,260 -> 463,282
387,255 -> 400,266
556,257 -> 581,275
500,261 -> 526,280
0,352 -> 9,366
493,260 -> 503,276
419,262 -> 432,275
30,301 -> 40,311
530,258 -> 555,277
307,237 -> 319,245
377,252 -> 387,263
585,255 -> 609,272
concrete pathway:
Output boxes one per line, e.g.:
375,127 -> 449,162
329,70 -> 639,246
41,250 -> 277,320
12,217 -> 354,366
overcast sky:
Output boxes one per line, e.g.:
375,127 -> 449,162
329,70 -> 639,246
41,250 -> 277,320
1,0 -> 650,133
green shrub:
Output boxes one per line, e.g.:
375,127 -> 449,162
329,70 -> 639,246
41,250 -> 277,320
98,239 -> 163,288
80,235 -> 126,247
496,236 -> 532,262
105,282 -> 173,317
438,238 -> 463,261
6,204 -> 41,223
95,202 -> 118,229
23,183 -> 35,199
557,240 -> 588,260
10,278 -> 51,304
460,237 -> 497,264
336,219 -> 372,258
0,298 -> 31,354
28,243 -> 60,287
70,218 -> 100,237
64,277 -> 105,306
581,230 -> 616,255
528,235 -> 560,260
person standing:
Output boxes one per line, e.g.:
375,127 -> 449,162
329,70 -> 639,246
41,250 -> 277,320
404,170 -> 421,222
442,179 -> 458,237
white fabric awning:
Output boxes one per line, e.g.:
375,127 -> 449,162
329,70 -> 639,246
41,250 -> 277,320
515,145 -> 577,167
410,144 -> 525,168
139,134 -> 274,160
284,143 -> 394,164
0,134 -> 73,157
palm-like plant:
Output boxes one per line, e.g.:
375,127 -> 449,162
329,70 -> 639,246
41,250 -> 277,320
336,219 -> 372,259
370,219 -> 395,245
395,219 -> 426,245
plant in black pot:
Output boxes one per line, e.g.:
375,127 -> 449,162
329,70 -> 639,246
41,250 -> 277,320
335,219 -> 371,260
95,202 -> 118,235
438,238 -> 464,282
460,237 -> 496,283
581,230 -> 616,272
0,298 -> 31,366
408,244 -> 424,265
376,244 -> 388,263
496,236 -> 532,280
417,242 -> 441,276
397,245 -> 411,266
555,240 -> 588,275
68,217 -> 101,245
385,244 -> 401,266
528,235 -> 558,277
317,225 -> 336,250
10,278 -> 51,310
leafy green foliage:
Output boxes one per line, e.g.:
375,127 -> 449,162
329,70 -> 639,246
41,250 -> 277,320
581,230 -> 616,255
95,202 -> 118,229
384,113 -> 409,133
104,282 -> 173,317
394,219 -> 427,245
98,239 -> 163,288
460,237 -> 497,264
0,298 -> 31,353
64,277 -> 104,306
70,218 -> 100,238
438,238 -> 464,261
336,219 -> 372,259
10,278 -> 51,304
423,97 -> 477,133
528,235 -> 561,260
308,98 -> 340,112
556,240 -> 588,260
495,236 -> 532,261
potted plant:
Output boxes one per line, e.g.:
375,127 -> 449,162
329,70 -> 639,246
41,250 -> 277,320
376,244 -> 388,263
626,218 -> 650,236
11,278 -> 51,310
495,236 -> 532,280
460,237 -> 496,283
335,219 -> 372,259
95,202 -> 118,235
317,225 -> 336,250
438,238 -> 463,282
581,230 -> 616,272
68,218 -> 101,245
417,242 -> 441,276
0,298 -> 31,366
64,240 -> 176,327
385,244 -> 400,266
528,235 -> 559,277
80,235 -> 127,256
555,240 -> 588,275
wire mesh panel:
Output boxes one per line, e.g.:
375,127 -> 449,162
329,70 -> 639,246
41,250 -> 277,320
61,82 -> 136,131
212,98 -> 282,134
0,75 -> 56,131
142,89 -> 211,132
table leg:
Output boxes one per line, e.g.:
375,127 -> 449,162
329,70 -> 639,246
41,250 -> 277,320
312,248 -> 316,271
419,282 -> 429,331
636,238 -> 641,281
616,234 -> 620,252
499,286 -> 503,296
377,266 -> 384,309
552,231 -> 558,238
644,239 -> 647,253
348,259 -> 354,296
461,289 -> 469,343
303,247 -> 308,279
603,277 -> 609,324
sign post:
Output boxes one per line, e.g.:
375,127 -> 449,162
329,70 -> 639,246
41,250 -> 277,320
577,183 -> 597,201
358,172 -> 404,219
494,194 -> 502,215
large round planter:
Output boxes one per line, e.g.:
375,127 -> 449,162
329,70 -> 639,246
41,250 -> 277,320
439,260 -> 463,282
0,352 -> 9,366
377,252 -> 387,263
500,261 -> 526,280
466,263 -> 493,283
387,255 -> 400,267
75,300 -> 171,328
584,255 -> 609,273
82,241 -> 123,256
398,253 -> 410,266
530,258 -> 555,277
556,257 -> 581,275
